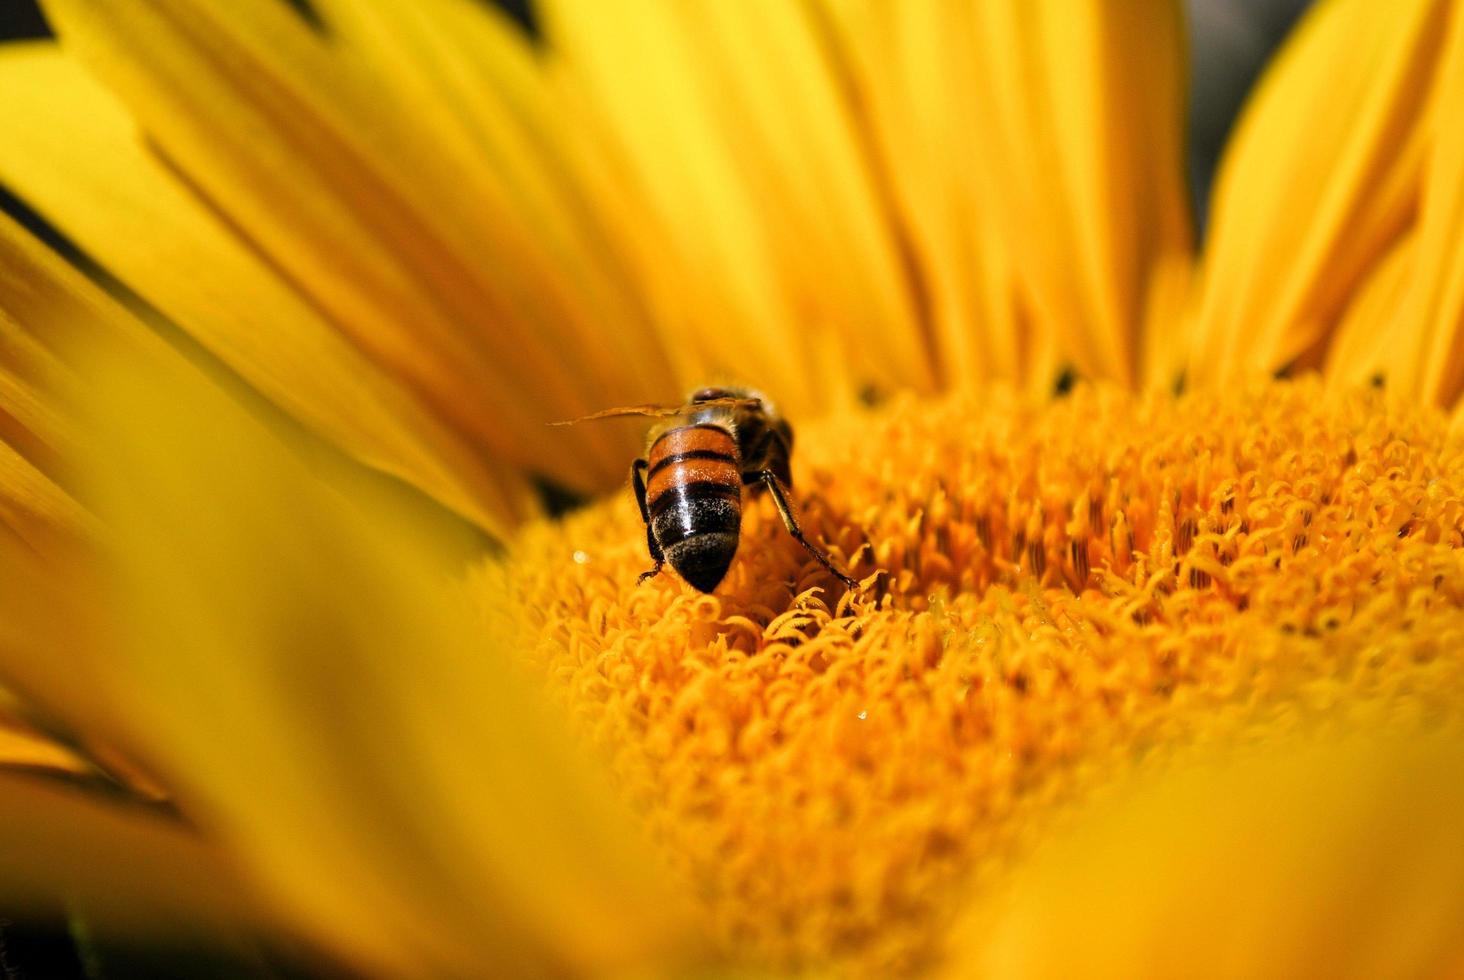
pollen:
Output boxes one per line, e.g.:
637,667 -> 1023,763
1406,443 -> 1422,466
477,379 -> 1464,975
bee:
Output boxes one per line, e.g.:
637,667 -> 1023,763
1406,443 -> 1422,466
554,387 -> 858,593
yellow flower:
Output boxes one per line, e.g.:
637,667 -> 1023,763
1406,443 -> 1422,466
0,0 -> 1462,977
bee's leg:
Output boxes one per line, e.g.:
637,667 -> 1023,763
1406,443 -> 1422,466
631,458 -> 664,583
757,470 -> 858,589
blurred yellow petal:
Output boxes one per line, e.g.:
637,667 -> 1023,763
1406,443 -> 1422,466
0,319 -> 78,555
944,733 -> 1464,979
0,438 -> 86,563
0,202 -> 157,363
956,0 -> 1192,388
820,0 -> 1024,391
0,524 -> 164,798
541,0 -> 932,412
0,211 -> 207,788
1140,250 -> 1196,389
1403,7 -> 1464,406
0,729 -> 81,775
40,0 -> 658,490
1327,233 -> 1415,387
0,299 -> 73,487
0,693 -> 90,776
0,230 -> 235,915
309,0 -> 682,402
0,772 -> 263,943
1325,5 -> 1464,406
1189,0 -> 1448,383
0,42 -> 533,537
0,212 -> 116,562
74,339 -> 692,975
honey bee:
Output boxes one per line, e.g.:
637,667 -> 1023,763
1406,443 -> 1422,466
555,387 -> 858,593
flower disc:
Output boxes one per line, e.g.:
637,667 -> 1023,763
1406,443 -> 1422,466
487,379 -> 1464,974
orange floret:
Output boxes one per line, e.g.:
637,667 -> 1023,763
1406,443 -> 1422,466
479,379 -> 1464,975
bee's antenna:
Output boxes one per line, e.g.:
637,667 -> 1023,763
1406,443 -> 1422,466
548,397 -> 760,426
547,404 -> 687,426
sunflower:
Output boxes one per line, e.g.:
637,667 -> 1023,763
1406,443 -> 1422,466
1,0 -> 1463,976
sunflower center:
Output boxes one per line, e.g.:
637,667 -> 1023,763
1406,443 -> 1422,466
480,379 -> 1464,975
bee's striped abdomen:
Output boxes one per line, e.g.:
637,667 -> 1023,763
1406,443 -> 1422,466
645,424 -> 742,592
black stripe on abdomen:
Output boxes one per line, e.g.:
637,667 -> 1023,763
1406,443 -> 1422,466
650,484 -> 741,549
648,480 -> 740,520
646,449 -> 737,479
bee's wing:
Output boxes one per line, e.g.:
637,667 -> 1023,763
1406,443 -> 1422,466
548,397 -> 758,426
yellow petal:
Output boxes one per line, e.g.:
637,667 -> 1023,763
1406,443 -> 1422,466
1189,0 -> 1448,384
1140,250 -> 1196,390
1326,232 -> 1415,387
0,211 -> 115,561
0,297 -> 74,487
40,0 -> 660,489
0,211 -> 202,776
1403,6 -> 1464,406
1,188 -> 515,795
74,338 -> 692,975
0,691 -> 91,777
0,523 -> 162,795
954,0 -> 1193,388
819,0 -> 1024,391
0,665 -> 166,800
309,0 -> 682,394
0,771 -> 262,943
0,41 -> 532,537
0,437 -> 87,564
946,733 -> 1464,979
541,0 -> 932,413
